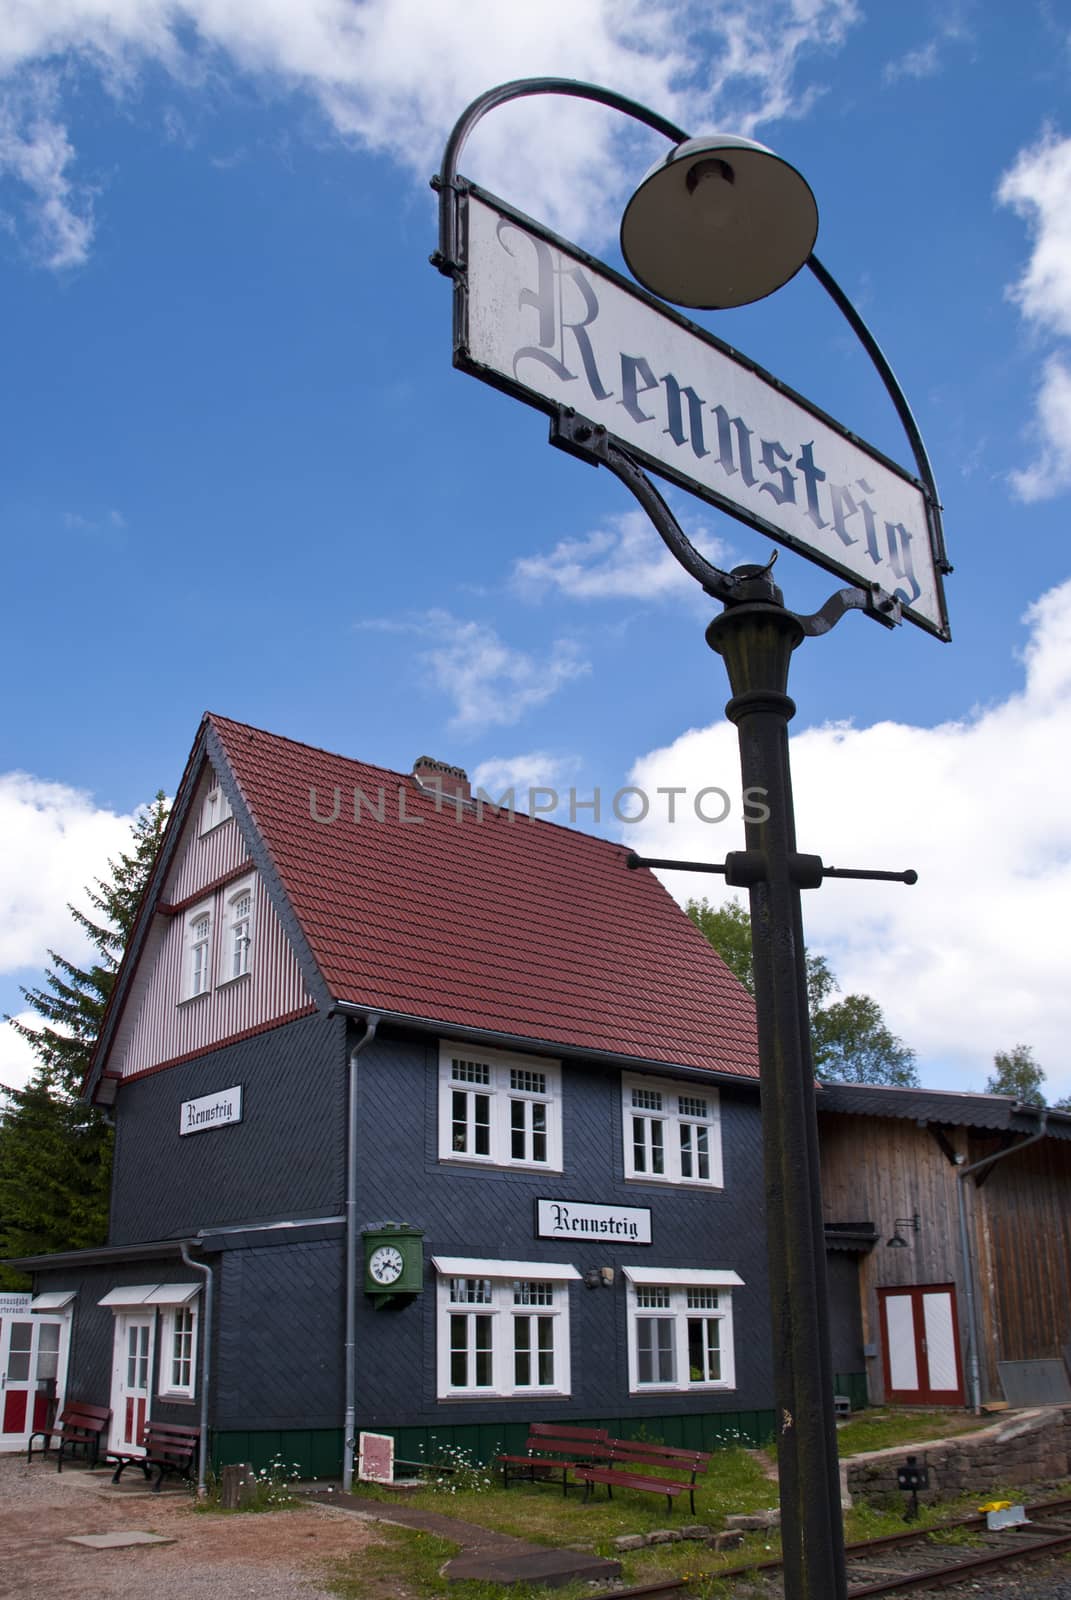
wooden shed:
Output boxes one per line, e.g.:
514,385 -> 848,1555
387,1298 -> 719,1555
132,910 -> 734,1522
817,1084 -> 1071,1409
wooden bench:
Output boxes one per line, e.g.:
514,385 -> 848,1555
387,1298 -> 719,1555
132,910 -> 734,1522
573,1437 -> 712,1515
497,1423 -> 612,1494
27,1401 -> 112,1472
106,1421 -> 200,1493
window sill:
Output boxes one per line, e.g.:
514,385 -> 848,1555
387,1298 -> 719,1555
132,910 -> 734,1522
176,991 -> 211,1008
216,971 -> 251,989
438,1390 -> 570,1403
440,1156 -> 563,1174
631,1384 -> 735,1395
624,1175 -> 724,1190
157,1391 -> 196,1405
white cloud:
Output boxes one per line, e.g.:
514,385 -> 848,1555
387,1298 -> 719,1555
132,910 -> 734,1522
0,771 -> 138,974
0,1011 -> 47,1095
512,509 -> 731,603
358,608 -> 590,731
883,41 -> 940,84
998,127 -> 1071,500
0,0 -> 860,263
0,71 -> 94,268
624,576 -> 1071,1102
471,750 -> 580,801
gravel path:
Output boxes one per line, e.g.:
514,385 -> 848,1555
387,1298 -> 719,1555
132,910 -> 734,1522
0,1453 -> 380,1600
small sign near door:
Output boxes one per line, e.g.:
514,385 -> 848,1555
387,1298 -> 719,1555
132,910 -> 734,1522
0,1294 -> 31,1317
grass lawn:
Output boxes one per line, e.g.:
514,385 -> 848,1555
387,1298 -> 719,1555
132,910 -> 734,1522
323,1413 -> 1022,1600
835,1407 -> 993,1457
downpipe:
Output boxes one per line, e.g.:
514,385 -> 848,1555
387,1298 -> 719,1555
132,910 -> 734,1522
178,1241 -> 214,1498
343,1014 -> 380,1493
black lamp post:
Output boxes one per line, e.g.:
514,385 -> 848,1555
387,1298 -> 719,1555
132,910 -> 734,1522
434,78 -> 948,1600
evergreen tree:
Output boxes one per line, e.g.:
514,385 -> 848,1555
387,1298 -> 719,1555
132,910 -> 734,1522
0,794 -> 168,1288
687,896 -> 919,1088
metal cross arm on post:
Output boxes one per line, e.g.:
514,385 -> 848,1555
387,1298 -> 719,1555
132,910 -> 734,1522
431,77 -> 952,1600
626,851 -> 919,888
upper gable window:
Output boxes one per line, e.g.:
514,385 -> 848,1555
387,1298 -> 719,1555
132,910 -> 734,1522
622,1073 -> 722,1187
221,879 -> 254,983
438,1044 -> 562,1171
199,785 -> 233,836
182,903 -> 213,1000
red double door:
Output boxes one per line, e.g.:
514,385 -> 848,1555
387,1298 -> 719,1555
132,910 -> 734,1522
878,1283 -> 965,1405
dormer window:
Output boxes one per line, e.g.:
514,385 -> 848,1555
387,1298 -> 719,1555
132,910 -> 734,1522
200,785 -> 233,836
223,881 -> 254,982
183,904 -> 213,1000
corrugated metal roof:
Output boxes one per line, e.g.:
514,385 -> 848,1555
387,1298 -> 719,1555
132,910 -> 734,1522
208,715 -> 760,1081
816,1081 -> 1071,1138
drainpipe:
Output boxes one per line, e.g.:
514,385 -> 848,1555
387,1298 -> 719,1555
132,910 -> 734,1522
179,1241 -> 214,1498
343,1014 -> 380,1493
956,1105 -> 1048,1414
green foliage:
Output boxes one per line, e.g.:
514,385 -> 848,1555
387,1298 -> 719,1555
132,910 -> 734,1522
986,1043 -> 1047,1105
0,793 -> 169,1286
195,1455 -> 303,1513
687,897 -> 919,1088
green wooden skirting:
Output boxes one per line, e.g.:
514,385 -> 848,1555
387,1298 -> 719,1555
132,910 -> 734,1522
835,1373 -> 869,1412
213,1408 -> 780,1481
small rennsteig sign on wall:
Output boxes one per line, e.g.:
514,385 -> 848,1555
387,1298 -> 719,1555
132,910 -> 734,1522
457,187 -> 948,640
179,1084 -> 242,1136
537,1198 -> 652,1244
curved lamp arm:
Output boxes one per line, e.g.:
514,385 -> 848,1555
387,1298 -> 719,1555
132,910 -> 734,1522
434,76 -> 948,579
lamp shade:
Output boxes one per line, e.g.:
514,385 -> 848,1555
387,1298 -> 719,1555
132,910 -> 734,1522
620,134 -> 818,310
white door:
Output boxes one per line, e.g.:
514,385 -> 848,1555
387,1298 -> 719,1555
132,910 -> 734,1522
0,1316 -> 69,1450
109,1314 -> 155,1453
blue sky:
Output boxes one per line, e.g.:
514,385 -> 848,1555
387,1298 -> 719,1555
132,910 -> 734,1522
2,2 -> 1070,1098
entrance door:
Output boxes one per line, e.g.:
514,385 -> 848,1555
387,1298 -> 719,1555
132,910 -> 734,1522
879,1284 -> 964,1404
0,1317 -> 68,1448
109,1314 -> 155,1453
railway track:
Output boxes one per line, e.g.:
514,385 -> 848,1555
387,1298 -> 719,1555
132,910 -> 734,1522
605,1494 -> 1071,1598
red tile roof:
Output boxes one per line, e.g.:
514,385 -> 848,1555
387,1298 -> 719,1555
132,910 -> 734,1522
209,714 -> 759,1080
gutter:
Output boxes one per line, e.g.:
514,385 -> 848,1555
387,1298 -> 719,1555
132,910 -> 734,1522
956,1105 -> 1048,1413
179,1241 -> 214,1499
343,1013 -> 380,1493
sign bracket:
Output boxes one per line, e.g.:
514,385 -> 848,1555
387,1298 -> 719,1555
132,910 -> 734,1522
550,407 -> 903,634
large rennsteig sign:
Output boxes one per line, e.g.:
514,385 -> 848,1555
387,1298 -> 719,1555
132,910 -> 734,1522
456,186 -> 948,639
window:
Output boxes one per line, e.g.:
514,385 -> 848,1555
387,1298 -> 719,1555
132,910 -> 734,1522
221,880 -> 254,982
624,1270 -> 740,1393
182,903 -> 213,1000
433,1258 -> 576,1398
622,1073 -> 722,1186
200,785 -> 233,835
438,1045 -> 562,1170
158,1303 -> 198,1398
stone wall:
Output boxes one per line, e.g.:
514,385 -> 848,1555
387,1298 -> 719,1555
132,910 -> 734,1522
844,1408 -> 1071,1509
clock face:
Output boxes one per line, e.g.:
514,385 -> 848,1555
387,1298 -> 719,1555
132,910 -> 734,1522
368,1244 -> 405,1286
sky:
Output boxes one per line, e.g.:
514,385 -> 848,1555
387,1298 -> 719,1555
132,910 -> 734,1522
1,1 -> 1070,1101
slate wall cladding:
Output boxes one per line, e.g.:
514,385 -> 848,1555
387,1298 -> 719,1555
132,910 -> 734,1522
108,1010 -> 346,1244
214,1238 -> 343,1430
352,1030 -> 773,1431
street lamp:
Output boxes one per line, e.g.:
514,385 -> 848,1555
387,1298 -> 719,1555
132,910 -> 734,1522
433,77 -> 950,1600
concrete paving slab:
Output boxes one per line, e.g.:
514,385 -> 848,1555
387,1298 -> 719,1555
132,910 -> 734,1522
64,1531 -> 177,1549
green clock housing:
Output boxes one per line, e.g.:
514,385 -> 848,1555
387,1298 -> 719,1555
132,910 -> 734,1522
362,1224 -> 424,1300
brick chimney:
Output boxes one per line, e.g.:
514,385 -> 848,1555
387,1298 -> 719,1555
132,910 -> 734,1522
412,756 -> 471,803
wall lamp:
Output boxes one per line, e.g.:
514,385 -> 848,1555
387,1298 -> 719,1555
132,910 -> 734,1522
886,1213 -> 921,1249
583,1267 -> 615,1289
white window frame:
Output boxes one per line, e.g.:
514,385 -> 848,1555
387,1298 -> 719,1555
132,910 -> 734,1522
622,1073 -> 723,1187
624,1270 -> 738,1394
182,901 -> 213,1001
433,1259 -> 576,1400
199,784 -> 233,836
219,877 -> 254,985
438,1044 -> 562,1171
157,1301 -> 199,1401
